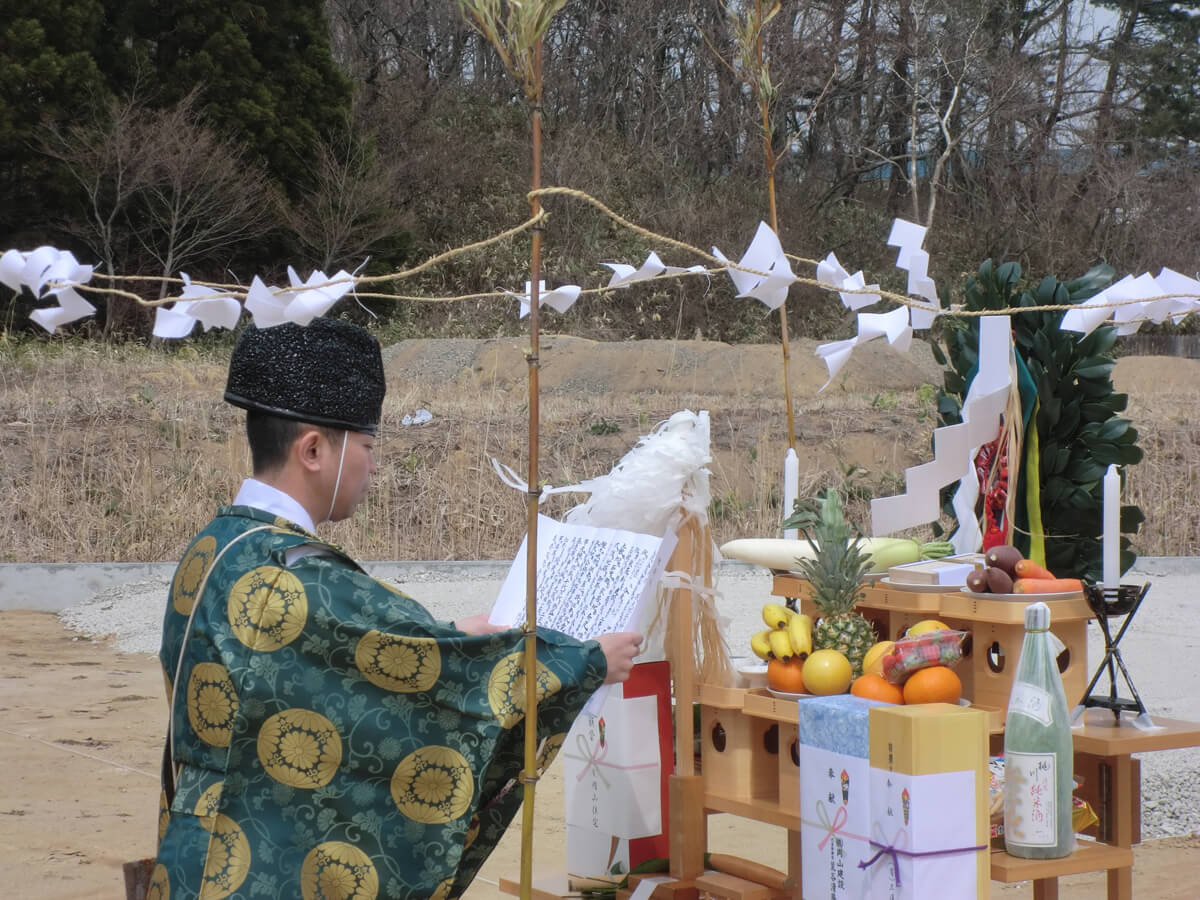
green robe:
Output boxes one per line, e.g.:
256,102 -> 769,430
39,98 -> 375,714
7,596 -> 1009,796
151,506 -> 606,899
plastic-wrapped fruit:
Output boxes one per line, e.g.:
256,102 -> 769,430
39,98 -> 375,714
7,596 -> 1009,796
861,640 -> 896,677
986,566 -> 1015,594
965,568 -> 990,593
906,619 -> 950,636
984,544 -> 1024,576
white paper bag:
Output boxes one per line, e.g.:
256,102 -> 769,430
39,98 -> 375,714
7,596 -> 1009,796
563,691 -> 662,839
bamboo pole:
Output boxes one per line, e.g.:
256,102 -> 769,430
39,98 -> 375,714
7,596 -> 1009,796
518,38 -> 546,900
755,0 -> 796,453
455,6 -> 560,897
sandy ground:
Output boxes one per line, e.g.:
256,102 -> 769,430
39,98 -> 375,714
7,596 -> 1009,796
3,605 -> 1197,900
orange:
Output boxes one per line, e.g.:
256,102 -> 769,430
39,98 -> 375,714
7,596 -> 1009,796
901,665 -> 962,704
850,674 -> 904,705
767,657 -> 808,694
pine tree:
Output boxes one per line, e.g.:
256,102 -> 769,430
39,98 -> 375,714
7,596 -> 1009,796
112,0 -> 353,194
1091,1 -> 1200,148
0,1 -> 114,243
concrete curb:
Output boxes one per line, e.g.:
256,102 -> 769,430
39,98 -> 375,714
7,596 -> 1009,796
0,557 -> 1190,612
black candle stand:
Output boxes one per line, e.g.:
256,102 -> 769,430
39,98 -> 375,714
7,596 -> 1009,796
1070,582 -> 1159,730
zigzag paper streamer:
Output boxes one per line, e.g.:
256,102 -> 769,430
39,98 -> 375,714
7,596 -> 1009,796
869,315 -> 1014,551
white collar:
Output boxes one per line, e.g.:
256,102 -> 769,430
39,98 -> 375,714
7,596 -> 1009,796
233,478 -> 318,534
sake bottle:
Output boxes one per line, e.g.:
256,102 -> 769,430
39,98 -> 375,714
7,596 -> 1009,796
1003,601 -> 1074,858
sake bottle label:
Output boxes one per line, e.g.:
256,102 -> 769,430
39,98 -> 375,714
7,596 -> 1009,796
1005,751 -> 1058,846
1008,681 -> 1052,726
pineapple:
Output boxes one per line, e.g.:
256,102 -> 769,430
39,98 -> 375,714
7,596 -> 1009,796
791,489 -> 878,677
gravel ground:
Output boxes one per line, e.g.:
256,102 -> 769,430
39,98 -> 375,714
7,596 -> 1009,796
57,558 -> 1200,839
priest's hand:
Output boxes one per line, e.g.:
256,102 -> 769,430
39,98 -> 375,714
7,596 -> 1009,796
596,631 -> 643,684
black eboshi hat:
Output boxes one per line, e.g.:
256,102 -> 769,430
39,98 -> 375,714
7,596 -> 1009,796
224,319 -> 385,435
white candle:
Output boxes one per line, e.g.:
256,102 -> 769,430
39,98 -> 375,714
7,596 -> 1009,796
783,448 -> 799,539
1102,464 -> 1120,586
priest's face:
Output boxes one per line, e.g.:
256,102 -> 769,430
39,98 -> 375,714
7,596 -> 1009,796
326,430 -> 377,522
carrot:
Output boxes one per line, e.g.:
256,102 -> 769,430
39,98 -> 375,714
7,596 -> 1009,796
1013,577 -> 1083,594
1014,558 -> 1056,580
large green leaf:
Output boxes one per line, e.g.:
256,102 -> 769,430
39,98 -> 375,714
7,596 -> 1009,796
937,395 -> 962,420
926,338 -> 947,367
1117,444 -> 1144,465
1066,458 -> 1107,482
1089,443 -> 1127,465
1041,477 -> 1069,504
1056,403 -> 1081,435
1074,359 -> 1116,379
1098,418 -> 1133,440
1121,506 -> 1146,530
1064,264 -> 1116,300
1068,486 -> 1097,510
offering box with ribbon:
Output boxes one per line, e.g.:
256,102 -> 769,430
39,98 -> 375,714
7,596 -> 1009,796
796,694 -> 886,900
864,703 -> 989,900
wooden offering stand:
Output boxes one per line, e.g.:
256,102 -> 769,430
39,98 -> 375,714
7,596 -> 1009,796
503,559 -> 1200,900
765,575 -> 1200,900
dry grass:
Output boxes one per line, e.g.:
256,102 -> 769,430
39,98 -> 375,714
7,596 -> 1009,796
1124,424 -> 1200,557
1,339 -> 1196,563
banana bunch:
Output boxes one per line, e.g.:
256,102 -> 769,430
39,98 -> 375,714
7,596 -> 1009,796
751,602 -> 812,661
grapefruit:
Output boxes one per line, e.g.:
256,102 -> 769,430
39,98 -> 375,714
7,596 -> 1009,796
801,649 -> 853,696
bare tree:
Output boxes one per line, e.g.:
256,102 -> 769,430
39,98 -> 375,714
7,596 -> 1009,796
284,131 -> 413,272
40,94 -> 274,336
41,95 -> 162,335
132,95 -> 274,298
41,97 -> 154,279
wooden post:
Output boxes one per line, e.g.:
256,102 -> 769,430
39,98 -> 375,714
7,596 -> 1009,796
785,830 -> 802,900
665,514 -> 711,880
669,775 -> 707,881
668,517 -> 697,776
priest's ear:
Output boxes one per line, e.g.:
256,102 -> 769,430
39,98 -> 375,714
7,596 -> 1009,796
293,426 -> 338,474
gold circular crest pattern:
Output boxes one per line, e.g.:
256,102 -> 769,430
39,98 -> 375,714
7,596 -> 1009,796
157,789 -> 170,844
147,863 -> 170,900
257,708 -> 343,789
536,732 -> 568,774
300,842 -> 379,900
487,651 -> 563,728
194,780 -> 224,829
227,565 -> 308,651
199,813 -> 251,899
430,875 -> 455,900
272,516 -> 309,535
172,535 -> 218,615
390,745 -> 474,824
186,663 -> 239,748
354,630 -> 441,693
